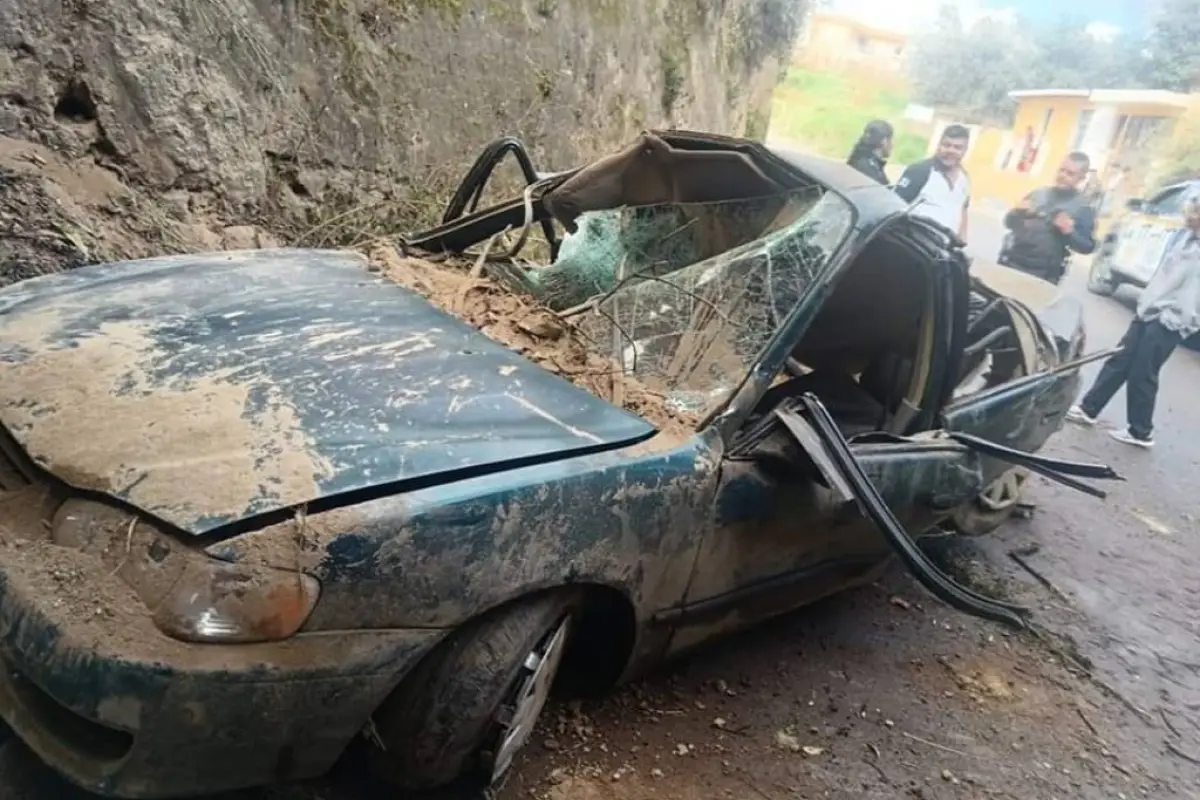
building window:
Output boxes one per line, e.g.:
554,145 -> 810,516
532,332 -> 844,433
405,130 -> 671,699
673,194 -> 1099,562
855,35 -> 869,52
1072,109 -> 1095,150
1123,116 -> 1170,150
1012,109 -> 1054,173
1110,115 -> 1130,149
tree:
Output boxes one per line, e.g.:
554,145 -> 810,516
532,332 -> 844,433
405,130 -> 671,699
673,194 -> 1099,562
907,7 -> 1036,123
1026,21 -> 1138,90
905,3 -> 1193,123
1140,0 -> 1200,91
1153,98 -> 1200,187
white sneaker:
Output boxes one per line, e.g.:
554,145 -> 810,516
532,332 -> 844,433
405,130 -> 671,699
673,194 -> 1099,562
1065,405 -> 1097,426
1109,429 -> 1153,448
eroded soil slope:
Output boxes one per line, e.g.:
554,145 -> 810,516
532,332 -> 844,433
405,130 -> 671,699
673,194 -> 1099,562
0,134 -> 279,285
1,0 -> 803,287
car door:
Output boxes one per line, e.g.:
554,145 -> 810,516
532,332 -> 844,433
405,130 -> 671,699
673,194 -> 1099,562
1111,186 -> 1186,286
664,219 -> 1120,651
663,420 -> 987,655
666,361 -> 1121,655
664,223 -> 987,653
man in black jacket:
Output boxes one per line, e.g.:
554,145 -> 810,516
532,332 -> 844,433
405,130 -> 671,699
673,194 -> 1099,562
1000,151 -> 1097,284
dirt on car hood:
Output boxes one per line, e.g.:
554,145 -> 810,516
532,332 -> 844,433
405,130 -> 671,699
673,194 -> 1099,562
0,249 -> 661,535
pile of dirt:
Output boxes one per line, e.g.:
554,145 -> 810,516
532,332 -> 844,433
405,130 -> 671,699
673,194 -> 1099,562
0,135 -> 280,288
365,244 -> 699,436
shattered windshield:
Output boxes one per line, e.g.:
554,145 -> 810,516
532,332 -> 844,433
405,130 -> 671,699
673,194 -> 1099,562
574,189 -> 854,417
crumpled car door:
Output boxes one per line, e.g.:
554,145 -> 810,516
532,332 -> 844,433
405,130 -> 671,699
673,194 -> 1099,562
671,392 -> 985,648
942,346 -> 1121,489
765,393 -> 1120,628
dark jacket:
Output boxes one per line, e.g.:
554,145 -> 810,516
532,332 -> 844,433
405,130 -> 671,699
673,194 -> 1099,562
1002,187 -> 1097,283
847,149 -> 889,185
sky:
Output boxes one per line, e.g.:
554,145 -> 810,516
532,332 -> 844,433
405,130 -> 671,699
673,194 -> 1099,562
829,0 -> 1148,37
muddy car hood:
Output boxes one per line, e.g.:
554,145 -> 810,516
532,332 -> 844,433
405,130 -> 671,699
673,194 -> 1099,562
0,249 -> 656,535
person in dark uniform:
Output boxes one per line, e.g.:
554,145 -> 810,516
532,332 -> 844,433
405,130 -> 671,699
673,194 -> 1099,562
999,151 -> 1097,284
846,120 -> 894,185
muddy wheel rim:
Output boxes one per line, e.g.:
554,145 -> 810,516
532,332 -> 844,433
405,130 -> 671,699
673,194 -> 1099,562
488,616 -> 571,785
977,468 -> 1027,512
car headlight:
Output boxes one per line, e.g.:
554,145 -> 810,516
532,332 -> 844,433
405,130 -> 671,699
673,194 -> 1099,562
151,557 -> 321,644
51,498 -> 321,644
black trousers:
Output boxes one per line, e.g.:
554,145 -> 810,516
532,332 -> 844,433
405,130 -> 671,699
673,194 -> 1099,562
1079,318 -> 1182,440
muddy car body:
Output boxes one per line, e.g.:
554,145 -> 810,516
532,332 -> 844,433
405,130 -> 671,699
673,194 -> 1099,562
0,132 -> 1115,797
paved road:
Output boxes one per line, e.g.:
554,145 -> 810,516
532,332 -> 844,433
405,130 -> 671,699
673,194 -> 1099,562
1001,251 -> 1200,746
973,208 -> 1200,706
4,213 -> 1200,798
967,211 -> 1200,791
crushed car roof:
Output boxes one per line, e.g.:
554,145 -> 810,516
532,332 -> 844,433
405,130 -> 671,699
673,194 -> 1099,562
654,130 -> 911,230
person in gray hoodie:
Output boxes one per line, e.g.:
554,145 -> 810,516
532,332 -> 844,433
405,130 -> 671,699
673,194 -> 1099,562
1066,187 -> 1200,447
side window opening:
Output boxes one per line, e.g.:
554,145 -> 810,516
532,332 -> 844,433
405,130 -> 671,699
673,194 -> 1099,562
734,229 -> 940,444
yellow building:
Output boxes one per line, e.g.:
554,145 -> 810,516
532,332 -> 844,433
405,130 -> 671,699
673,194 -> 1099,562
942,89 -> 1192,214
796,12 -> 909,77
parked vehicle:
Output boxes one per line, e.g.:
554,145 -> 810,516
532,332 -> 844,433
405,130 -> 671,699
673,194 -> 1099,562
1087,178 -> 1200,297
0,131 -> 1118,798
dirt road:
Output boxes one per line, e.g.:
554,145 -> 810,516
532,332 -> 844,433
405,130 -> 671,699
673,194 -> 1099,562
4,223 -> 1199,799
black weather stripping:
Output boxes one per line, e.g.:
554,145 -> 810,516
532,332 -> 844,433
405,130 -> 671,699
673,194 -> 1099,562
794,393 -> 1030,630
438,136 -> 562,259
947,431 -> 1122,500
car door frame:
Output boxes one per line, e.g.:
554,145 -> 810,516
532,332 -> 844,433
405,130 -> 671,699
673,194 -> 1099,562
664,204 -> 1122,645
660,213 -> 991,647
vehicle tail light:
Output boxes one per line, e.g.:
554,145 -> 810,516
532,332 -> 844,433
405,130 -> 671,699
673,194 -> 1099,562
152,558 -> 320,644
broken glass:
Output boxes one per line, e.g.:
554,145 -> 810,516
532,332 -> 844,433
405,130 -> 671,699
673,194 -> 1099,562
526,192 -> 825,311
574,189 -> 854,418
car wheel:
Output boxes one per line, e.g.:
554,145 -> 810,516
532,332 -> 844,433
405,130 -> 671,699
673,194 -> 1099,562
951,467 -> 1029,536
367,591 -> 579,792
1086,252 -> 1119,297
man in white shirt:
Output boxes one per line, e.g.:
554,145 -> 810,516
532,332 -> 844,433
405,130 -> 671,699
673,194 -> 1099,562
1067,188 -> 1200,447
894,124 -> 972,243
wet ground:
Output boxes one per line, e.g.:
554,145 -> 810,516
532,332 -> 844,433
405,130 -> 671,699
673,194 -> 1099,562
4,216 -> 1200,799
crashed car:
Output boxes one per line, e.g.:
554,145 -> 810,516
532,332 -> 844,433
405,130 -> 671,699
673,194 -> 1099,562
0,131 -> 1119,798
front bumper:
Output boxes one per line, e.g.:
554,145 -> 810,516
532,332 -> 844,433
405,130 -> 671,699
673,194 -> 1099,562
0,539 -> 445,798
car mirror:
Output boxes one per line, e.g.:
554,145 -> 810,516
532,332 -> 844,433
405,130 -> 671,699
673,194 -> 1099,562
1125,198 -> 1144,212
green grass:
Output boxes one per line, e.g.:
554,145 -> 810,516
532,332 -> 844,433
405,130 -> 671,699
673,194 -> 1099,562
771,67 -> 927,164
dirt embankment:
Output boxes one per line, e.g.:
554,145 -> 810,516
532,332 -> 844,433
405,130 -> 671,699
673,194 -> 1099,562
0,0 -> 805,286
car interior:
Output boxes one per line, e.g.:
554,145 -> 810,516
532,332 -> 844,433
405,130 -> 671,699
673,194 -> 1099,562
746,230 -> 940,439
